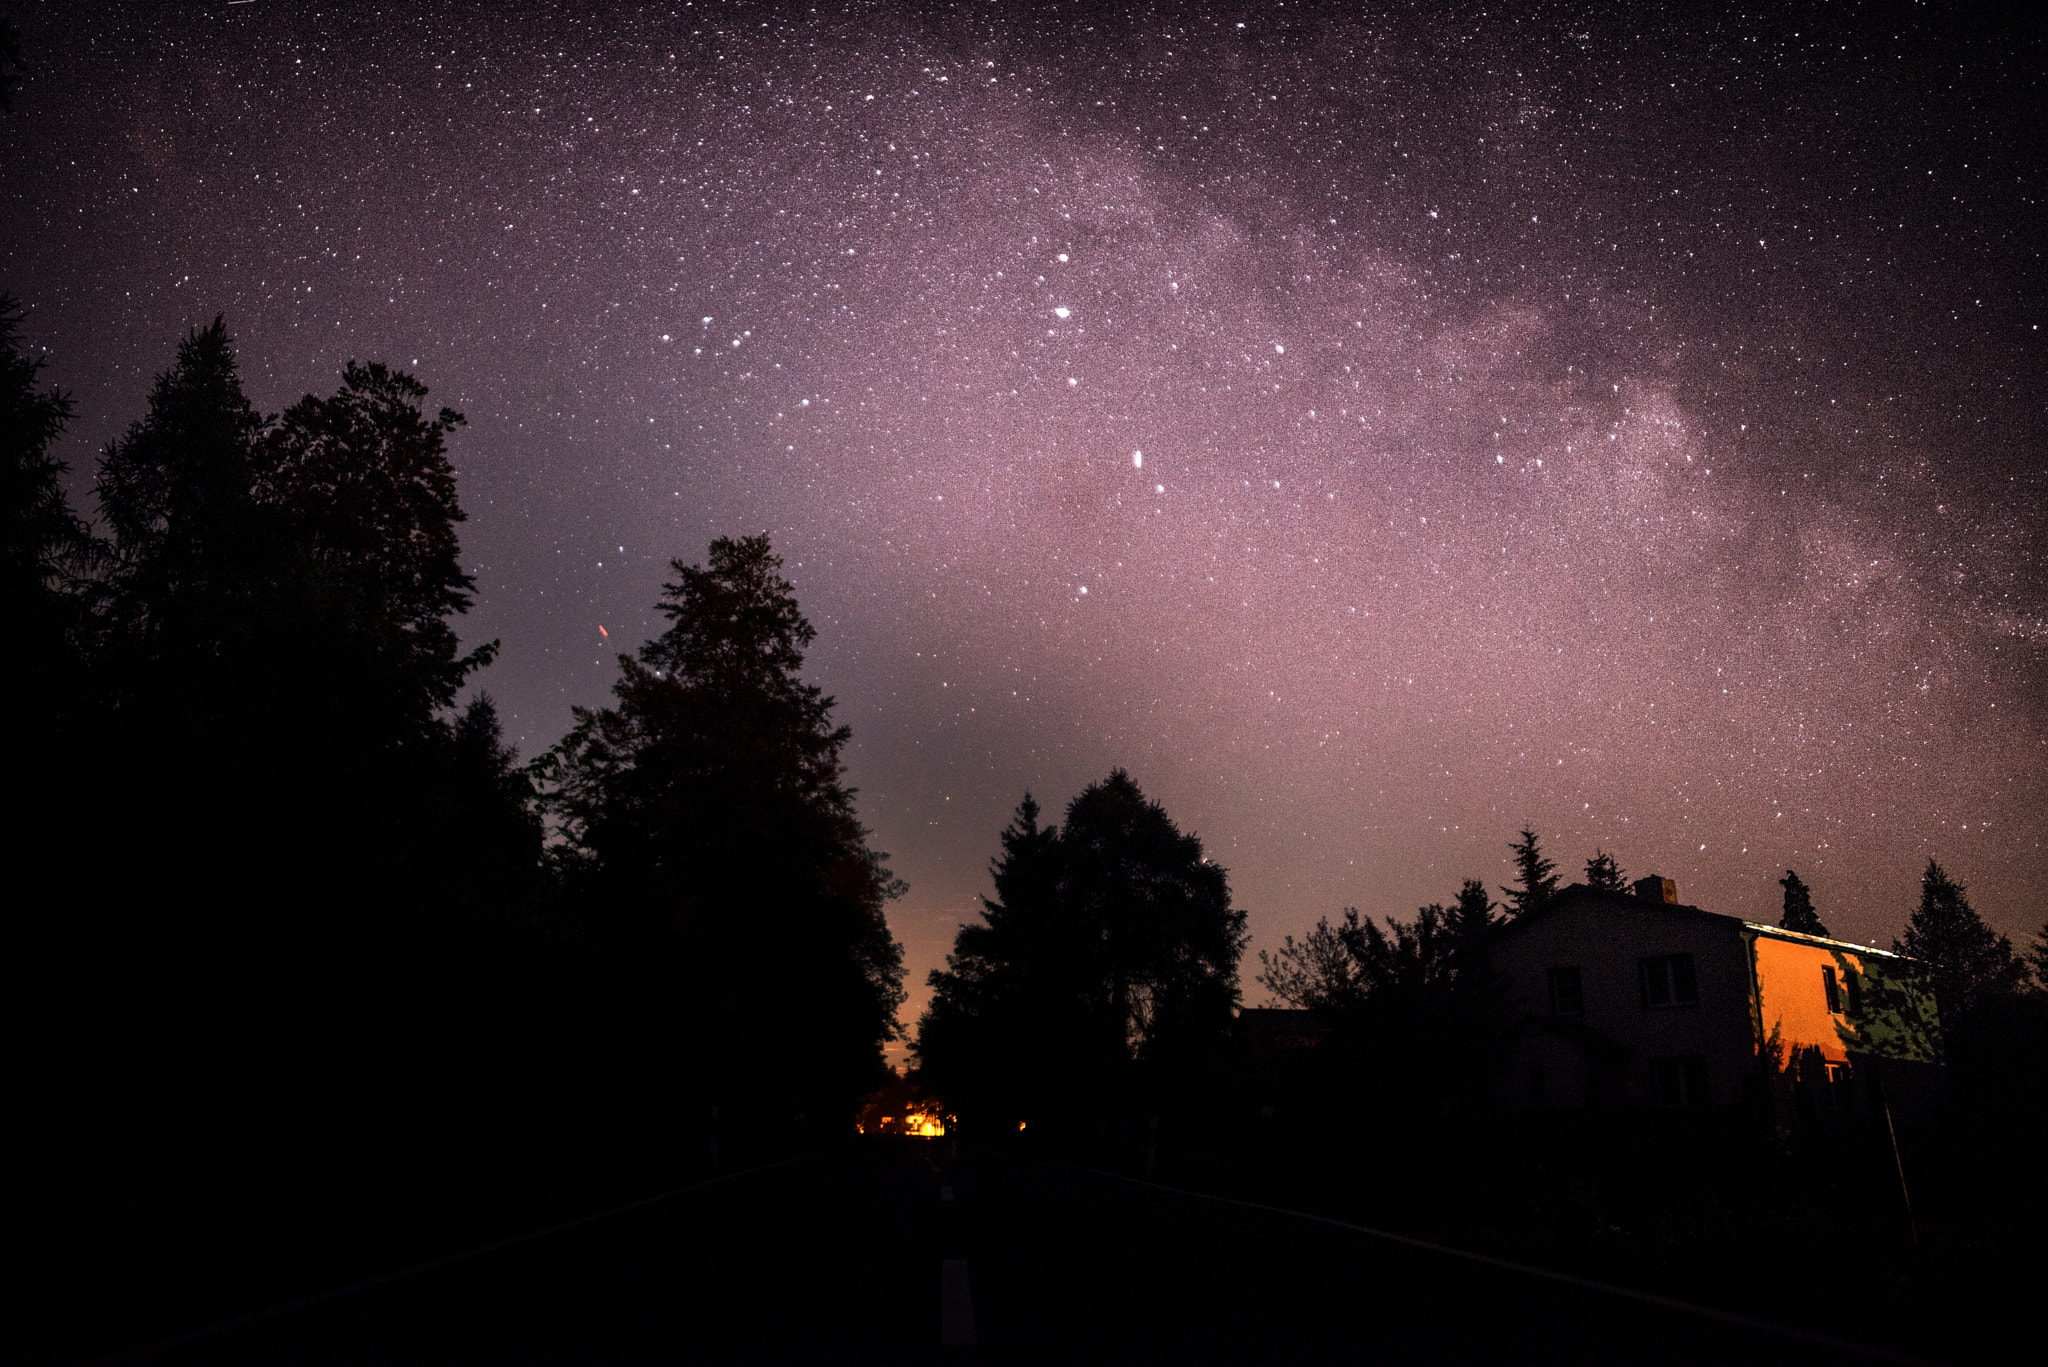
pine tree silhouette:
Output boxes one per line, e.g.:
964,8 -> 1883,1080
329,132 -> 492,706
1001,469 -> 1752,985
1503,827 -> 1560,916
1778,869 -> 1828,936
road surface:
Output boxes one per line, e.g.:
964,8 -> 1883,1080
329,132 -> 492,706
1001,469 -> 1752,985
106,1138 -> 1919,1365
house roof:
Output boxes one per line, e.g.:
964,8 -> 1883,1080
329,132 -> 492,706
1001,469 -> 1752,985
1494,882 -> 1736,938
1496,882 -> 1907,961
1739,920 -> 1906,960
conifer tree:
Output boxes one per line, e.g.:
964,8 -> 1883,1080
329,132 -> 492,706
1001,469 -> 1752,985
1585,850 -> 1627,893
1779,869 -> 1828,936
1895,859 -> 2024,1020
96,317 -> 272,701
1502,827 -> 1560,917
917,794 -> 1068,1121
0,296 -> 90,731
919,773 -> 1244,1127
548,535 -> 906,1129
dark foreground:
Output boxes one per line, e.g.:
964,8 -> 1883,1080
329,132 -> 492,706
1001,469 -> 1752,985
82,1139 -> 1923,1367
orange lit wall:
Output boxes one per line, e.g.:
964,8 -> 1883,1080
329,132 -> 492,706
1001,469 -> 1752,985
1749,934 -> 1862,1065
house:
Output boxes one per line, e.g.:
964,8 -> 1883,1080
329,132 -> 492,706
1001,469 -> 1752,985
1491,877 -> 1944,1125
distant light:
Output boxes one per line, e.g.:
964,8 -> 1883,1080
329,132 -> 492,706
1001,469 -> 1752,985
1054,306 -> 1071,319
1132,450 -> 1143,468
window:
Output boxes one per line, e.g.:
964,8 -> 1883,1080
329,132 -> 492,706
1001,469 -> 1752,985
1826,1062 -> 1857,1114
1548,965 -> 1584,1017
1639,954 -> 1698,1008
1652,1057 -> 1710,1107
1846,970 -> 1863,1018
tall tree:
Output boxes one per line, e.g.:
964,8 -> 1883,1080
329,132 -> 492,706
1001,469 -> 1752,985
918,772 -> 1245,1127
917,794 -> 1071,1122
1584,850 -> 1627,894
0,296 -> 90,726
1060,771 -> 1247,1076
1502,827 -> 1560,917
547,535 -> 906,1128
257,360 -> 492,730
1894,859 -> 2024,1020
91,316 -> 290,825
1779,869 -> 1828,936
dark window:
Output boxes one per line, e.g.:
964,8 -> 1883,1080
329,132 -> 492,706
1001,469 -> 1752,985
1652,1057 -> 1710,1107
1826,1062 -> 1857,1114
1846,971 -> 1863,1018
1639,954 -> 1699,1008
1548,966 -> 1584,1017
1822,965 -> 1842,1014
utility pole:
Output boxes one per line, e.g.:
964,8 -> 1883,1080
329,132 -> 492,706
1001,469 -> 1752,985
1880,1092 -> 1917,1248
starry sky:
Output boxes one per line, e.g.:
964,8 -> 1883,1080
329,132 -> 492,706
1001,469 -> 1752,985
6,1 -> 2043,1047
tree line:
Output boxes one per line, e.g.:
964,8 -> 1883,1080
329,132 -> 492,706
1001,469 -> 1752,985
913,801 -> 2048,1139
3,307 -> 905,1351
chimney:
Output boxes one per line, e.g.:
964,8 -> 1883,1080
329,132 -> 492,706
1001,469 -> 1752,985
1633,875 -> 1677,904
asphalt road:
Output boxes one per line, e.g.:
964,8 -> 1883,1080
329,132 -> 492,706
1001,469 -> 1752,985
109,1138 -> 1921,1366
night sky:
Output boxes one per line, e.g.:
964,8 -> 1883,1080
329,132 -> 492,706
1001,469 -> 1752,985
7,1 -> 2042,1049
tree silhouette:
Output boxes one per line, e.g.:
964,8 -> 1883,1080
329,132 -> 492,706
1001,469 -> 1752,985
1502,827 -> 1560,917
1259,878 -> 1496,1012
917,794 -> 1071,1123
1894,859 -> 2024,1021
1584,850 -> 1627,893
1892,856 -> 2023,1024
0,296 -> 91,731
918,772 -> 1244,1127
1062,771 -> 1246,1074
1779,869 -> 1828,936
1257,914 -> 1365,1013
1256,875 -> 1500,1116
546,535 -> 906,1129
259,360 -> 494,725
96,317 -> 272,683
